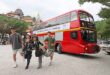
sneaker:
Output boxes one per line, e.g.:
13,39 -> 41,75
37,66 -> 42,69
48,62 -> 52,66
25,66 -> 28,69
13,64 -> 18,68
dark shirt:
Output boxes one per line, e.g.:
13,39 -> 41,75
44,37 -> 55,51
24,41 -> 33,51
23,41 -> 33,59
9,33 -> 22,50
33,41 -> 43,50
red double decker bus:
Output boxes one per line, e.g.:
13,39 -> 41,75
33,9 -> 100,54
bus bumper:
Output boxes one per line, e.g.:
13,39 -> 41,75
85,45 -> 100,54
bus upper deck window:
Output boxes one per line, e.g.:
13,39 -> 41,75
71,12 -> 77,21
70,31 -> 78,39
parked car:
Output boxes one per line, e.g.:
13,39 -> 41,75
98,41 -> 110,54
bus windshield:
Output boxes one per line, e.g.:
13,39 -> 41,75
79,12 -> 95,28
81,30 -> 96,42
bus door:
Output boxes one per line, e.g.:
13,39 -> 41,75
69,31 -> 84,53
63,31 -> 81,53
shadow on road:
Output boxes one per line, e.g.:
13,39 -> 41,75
61,52 -> 101,59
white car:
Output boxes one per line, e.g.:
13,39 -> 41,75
98,41 -> 110,54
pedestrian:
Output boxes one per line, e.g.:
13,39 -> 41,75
33,36 -> 44,69
23,34 -> 33,69
44,31 -> 55,66
9,26 -> 24,68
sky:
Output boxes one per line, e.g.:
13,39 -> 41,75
0,0 -> 102,21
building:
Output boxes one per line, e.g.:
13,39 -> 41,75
21,16 -> 33,24
5,9 -> 43,25
6,11 -> 20,19
2,9 -> 43,32
6,9 -> 24,19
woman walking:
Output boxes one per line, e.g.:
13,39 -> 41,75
33,36 -> 44,69
23,34 -> 33,69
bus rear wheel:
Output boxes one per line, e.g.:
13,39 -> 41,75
57,44 -> 62,54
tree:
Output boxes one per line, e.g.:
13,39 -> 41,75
0,15 -> 29,42
0,15 -> 29,33
15,9 -> 24,18
96,20 -> 109,39
79,0 -> 110,6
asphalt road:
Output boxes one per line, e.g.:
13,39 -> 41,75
0,45 -> 110,75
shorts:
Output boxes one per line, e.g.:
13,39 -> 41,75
49,49 -> 54,53
50,51 -> 54,56
48,50 -> 54,56
12,48 -> 22,54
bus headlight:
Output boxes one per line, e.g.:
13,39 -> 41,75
85,47 -> 88,50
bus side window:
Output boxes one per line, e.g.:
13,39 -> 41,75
71,11 -> 77,21
70,31 -> 78,39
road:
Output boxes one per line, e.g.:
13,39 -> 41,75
0,45 -> 110,75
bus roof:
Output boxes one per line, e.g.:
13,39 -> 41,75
42,9 -> 92,23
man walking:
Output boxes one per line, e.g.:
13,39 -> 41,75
44,31 -> 55,66
9,26 -> 23,68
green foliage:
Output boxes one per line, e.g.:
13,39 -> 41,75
0,15 -> 29,34
78,0 -> 85,4
98,8 -> 110,19
96,20 -> 110,39
79,0 -> 110,4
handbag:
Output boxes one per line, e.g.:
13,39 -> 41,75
35,48 -> 43,57
24,51 -> 32,59
44,49 -> 52,57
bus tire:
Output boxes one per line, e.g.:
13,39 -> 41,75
107,52 -> 110,55
57,44 -> 62,54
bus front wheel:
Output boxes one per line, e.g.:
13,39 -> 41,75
57,44 -> 62,54
107,52 -> 110,55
